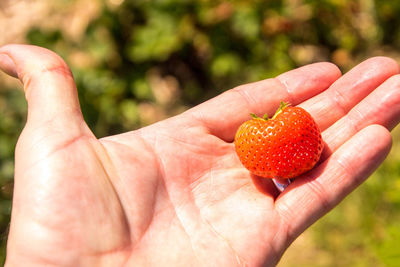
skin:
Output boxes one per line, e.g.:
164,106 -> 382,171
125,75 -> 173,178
1,44 -> 400,267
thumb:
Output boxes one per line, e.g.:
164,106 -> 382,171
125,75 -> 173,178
0,44 -> 94,154
0,44 -> 85,129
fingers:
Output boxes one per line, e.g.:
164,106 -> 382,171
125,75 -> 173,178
276,63 -> 400,244
187,62 -> 341,141
0,44 -> 85,130
300,57 -> 400,131
275,124 -> 392,245
321,74 -> 400,161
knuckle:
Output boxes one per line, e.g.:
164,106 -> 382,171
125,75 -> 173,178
303,175 -> 332,213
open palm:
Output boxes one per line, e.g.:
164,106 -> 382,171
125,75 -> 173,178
2,45 -> 400,267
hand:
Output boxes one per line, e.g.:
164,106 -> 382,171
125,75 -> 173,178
1,44 -> 400,267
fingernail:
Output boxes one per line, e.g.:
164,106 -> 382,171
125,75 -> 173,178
0,53 -> 17,78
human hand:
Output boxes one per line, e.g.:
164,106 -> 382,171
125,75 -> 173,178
1,45 -> 400,267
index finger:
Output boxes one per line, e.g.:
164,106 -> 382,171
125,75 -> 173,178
185,62 -> 341,142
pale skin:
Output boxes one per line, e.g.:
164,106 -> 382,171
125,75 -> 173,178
1,45 -> 400,267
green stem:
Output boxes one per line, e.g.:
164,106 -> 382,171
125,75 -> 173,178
250,101 -> 290,120
271,101 -> 290,119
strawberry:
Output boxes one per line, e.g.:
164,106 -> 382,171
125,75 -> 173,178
234,102 -> 323,179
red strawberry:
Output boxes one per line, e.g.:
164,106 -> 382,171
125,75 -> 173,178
234,102 -> 323,179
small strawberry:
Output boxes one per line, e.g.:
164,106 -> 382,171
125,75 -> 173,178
234,102 -> 323,179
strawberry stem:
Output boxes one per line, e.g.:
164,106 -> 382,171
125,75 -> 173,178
271,101 -> 290,119
250,113 -> 269,120
250,113 -> 259,119
250,101 -> 290,121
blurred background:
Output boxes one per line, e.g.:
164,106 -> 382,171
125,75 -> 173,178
1,0 -> 400,265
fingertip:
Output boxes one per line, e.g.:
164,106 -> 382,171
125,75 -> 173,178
0,44 -> 24,78
347,56 -> 400,83
0,44 -> 70,78
277,62 -> 342,102
312,61 -> 342,78
0,53 -> 17,78
301,61 -> 343,86
360,56 -> 400,75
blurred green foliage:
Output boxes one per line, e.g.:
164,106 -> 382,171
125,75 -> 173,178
1,0 -> 400,265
